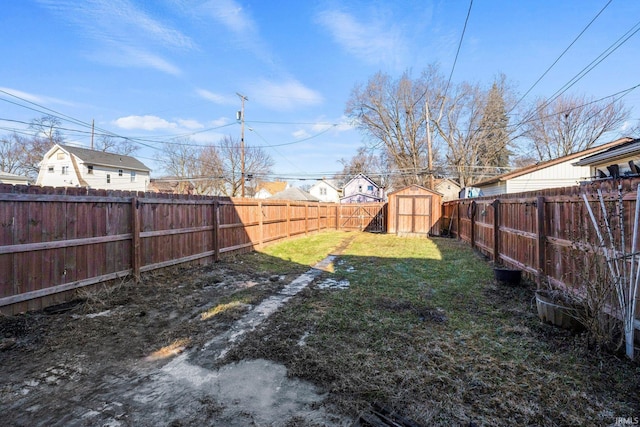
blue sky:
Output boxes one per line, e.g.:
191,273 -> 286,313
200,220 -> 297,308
1,0 -> 640,182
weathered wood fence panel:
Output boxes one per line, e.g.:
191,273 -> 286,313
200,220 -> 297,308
443,178 -> 640,296
0,185 -> 363,314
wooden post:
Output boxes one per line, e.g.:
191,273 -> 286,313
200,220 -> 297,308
131,197 -> 141,282
470,201 -> 476,249
305,203 -> 309,235
213,199 -> 220,262
258,201 -> 264,247
286,202 -> 291,238
536,196 -> 546,288
456,202 -> 461,240
493,199 -> 500,264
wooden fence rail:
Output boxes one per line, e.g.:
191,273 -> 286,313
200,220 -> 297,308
442,177 -> 640,328
0,184 -> 385,315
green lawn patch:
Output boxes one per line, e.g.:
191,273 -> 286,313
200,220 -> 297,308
226,232 -> 640,426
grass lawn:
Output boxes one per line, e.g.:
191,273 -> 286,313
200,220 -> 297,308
228,231 -> 640,426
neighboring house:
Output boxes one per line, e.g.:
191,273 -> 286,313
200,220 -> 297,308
340,173 -> 385,203
148,177 -> 194,194
269,186 -> 319,201
470,137 -> 633,196
254,181 -> 289,199
434,178 -> 461,201
36,144 -> 151,191
573,138 -> 640,179
309,178 -> 342,203
0,172 -> 31,185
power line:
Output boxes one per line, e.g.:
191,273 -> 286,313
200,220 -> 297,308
442,0 -> 473,106
512,0 -> 612,111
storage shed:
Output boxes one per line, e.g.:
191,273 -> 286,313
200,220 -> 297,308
387,185 -> 443,236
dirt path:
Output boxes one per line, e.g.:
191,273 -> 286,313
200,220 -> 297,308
0,239 -> 356,427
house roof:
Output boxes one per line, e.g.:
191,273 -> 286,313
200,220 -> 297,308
269,187 -> 319,201
343,173 -> 382,188
57,144 -> 151,172
0,171 -> 31,181
256,181 -> 288,195
311,178 -> 342,191
573,138 -> 640,166
473,137 -> 633,187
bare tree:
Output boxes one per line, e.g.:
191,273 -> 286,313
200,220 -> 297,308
96,135 -> 139,156
155,138 -> 200,194
0,133 -> 30,175
337,147 -> 390,187
432,81 -> 488,188
345,68 -> 443,188
29,115 -> 64,145
521,94 -> 629,162
216,136 -> 274,197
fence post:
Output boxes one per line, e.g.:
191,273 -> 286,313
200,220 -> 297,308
536,196 -> 546,288
286,202 -> 291,238
456,202 -> 461,240
258,200 -> 264,248
213,199 -> 220,262
470,201 -> 476,249
493,199 -> 500,264
305,203 -> 309,235
131,196 -> 141,282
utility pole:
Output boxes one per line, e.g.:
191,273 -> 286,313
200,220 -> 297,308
236,93 -> 248,198
425,101 -> 434,190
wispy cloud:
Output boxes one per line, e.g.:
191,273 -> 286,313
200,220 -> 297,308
250,79 -> 323,111
315,8 -> 407,67
199,0 -> 256,34
37,0 -> 194,74
0,86 -> 77,107
196,89 -> 236,105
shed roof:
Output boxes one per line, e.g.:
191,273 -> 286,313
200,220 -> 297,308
387,184 -> 443,197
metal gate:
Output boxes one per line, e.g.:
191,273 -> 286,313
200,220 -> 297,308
338,204 -> 386,232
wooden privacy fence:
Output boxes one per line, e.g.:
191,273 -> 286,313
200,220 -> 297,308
0,184 -> 385,314
442,177 -> 640,299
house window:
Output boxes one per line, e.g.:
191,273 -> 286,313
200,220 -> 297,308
56,152 -> 65,160
367,185 -> 373,192
61,166 -> 69,175
130,171 -> 136,182
106,174 -> 111,184
320,188 -> 327,196
118,169 -> 123,177
48,166 -> 54,173
87,165 -> 93,175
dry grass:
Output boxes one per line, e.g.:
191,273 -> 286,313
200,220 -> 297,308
225,233 -> 640,426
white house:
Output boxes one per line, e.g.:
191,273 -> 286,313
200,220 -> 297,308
472,137 -> 632,196
573,138 -> 640,179
340,173 -> 385,203
36,144 -> 151,192
309,178 -> 342,203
